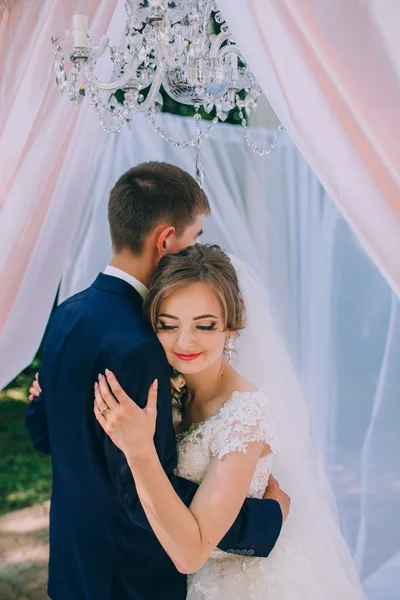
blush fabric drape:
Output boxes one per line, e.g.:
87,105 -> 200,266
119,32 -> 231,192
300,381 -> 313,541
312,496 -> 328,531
0,0 -> 120,388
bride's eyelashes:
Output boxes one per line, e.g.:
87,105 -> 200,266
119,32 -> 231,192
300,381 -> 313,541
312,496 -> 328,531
157,320 -> 218,332
157,322 -> 218,332
157,321 -> 177,331
196,323 -> 217,332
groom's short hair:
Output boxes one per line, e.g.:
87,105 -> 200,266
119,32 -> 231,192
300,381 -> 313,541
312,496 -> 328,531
108,161 -> 210,254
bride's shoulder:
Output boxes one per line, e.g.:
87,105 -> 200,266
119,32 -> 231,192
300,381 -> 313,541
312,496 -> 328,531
217,370 -> 273,421
211,388 -> 280,459
223,387 -> 272,419
229,371 -> 258,394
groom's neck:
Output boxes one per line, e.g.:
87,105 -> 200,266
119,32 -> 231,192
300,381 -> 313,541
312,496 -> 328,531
110,249 -> 155,287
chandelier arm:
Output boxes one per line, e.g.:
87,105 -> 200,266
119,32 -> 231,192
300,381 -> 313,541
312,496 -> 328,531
217,44 -> 244,63
129,65 -> 164,112
155,32 -> 176,68
209,32 -> 230,59
80,57 -> 141,92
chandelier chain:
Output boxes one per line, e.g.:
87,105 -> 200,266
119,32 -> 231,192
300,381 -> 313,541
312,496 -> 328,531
145,111 -> 218,149
238,109 -> 284,156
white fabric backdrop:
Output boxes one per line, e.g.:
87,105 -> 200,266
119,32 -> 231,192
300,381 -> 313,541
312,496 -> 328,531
218,0 -> 400,296
60,113 -> 400,599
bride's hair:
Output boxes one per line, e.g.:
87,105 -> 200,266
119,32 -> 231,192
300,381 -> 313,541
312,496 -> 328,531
144,244 -> 246,332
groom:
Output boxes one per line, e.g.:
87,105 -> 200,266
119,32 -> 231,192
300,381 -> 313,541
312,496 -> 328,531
26,162 -> 288,600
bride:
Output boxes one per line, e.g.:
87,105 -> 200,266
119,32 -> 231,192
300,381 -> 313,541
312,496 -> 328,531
93,244 -> 366,599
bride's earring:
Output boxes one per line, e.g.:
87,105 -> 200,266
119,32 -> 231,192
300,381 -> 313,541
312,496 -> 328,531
225,334 -> 235,365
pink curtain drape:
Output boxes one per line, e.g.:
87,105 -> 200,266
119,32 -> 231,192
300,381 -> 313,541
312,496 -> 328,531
0,0 -> 119,389
218,0 -> 400,296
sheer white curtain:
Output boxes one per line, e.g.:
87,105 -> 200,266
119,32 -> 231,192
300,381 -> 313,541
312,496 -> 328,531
274,145 -> 400,599
60,113 -> 399,599
59,114 -> 274,301
218,0 -> 400,297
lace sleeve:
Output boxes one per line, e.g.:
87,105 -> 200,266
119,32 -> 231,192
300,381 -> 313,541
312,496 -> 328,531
209,391 -> 280,460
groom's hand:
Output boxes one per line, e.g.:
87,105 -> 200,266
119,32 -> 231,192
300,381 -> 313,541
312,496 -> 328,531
263,475 -> 291,521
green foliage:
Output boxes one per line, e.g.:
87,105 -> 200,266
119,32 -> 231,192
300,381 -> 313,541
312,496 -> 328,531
0,349 -> 52,515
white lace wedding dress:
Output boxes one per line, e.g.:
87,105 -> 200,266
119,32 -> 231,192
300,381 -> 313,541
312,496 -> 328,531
175,389 -> 318,600
176,387 -> 368,599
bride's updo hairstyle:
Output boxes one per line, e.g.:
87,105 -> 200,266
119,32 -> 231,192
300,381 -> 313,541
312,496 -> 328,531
143,244 -> 245,332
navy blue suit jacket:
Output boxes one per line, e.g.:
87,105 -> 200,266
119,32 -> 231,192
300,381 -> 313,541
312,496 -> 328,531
26,274 -> 282,600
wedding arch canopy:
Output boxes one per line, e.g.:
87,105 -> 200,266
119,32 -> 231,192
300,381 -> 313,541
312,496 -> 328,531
0,2 -> 399,599
59,113 -> 400,600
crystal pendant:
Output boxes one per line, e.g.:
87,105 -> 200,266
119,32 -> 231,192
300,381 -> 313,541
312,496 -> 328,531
125,115 -> 133,130
68,78 -> 85,105
204,102 -> 214,114
153,92 -> 164,113
216,110 -> 228,122
53,57 -> 67,95
100,108 -> 123,133
109,94 -> 118,111
110,46 -> 126,65
127,32 -> 143,53
195,150 -> 206,188
142,25 -> 156,48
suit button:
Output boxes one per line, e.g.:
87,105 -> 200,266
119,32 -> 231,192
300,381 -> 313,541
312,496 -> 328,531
234,549 -> 241,554
240,549 -> 247,555
226,549 -> 234,554
247,549 -> 255,556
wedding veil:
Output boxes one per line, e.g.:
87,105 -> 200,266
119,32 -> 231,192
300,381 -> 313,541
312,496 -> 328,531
230,255 -> 366,599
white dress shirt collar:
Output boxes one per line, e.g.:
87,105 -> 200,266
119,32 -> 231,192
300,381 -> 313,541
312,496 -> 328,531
104,265 -> 148,300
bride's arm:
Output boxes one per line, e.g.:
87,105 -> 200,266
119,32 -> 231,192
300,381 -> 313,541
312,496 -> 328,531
94,372 -> 270,574
128,435 -> 265,574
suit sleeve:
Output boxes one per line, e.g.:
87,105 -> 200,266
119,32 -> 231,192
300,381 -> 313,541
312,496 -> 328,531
25,370 -> 51,455
217,494 -> 283,557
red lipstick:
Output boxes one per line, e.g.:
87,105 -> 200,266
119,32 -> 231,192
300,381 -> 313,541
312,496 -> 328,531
174,352 -> 203,362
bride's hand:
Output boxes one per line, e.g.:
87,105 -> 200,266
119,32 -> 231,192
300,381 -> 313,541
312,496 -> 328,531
94,370 -> 158,458
28,372 -> 42,401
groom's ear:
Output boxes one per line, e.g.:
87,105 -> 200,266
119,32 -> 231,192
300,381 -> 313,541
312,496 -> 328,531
156,226 -> 176,257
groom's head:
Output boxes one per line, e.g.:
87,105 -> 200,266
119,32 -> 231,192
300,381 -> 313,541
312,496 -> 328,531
108,162 -> 210,269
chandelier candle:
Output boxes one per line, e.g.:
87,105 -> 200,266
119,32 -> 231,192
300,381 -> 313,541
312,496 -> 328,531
72,15 -> 88,48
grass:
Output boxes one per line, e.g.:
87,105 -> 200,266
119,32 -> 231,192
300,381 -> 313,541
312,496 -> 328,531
0,351 -> 52,515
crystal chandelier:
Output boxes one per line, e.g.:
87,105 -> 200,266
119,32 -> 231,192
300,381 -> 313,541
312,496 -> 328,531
52,0 -> 283,186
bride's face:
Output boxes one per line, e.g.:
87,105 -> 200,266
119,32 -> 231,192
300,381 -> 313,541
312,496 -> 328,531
155,282 -> 229,375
